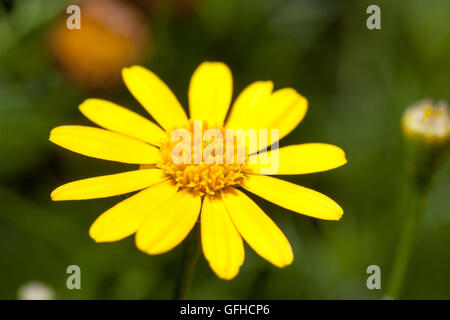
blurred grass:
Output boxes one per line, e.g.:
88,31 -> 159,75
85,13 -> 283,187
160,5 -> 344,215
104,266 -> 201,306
0,0 -> 449,299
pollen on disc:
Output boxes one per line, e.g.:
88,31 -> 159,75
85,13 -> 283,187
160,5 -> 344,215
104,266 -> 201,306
157,120 -> 251,196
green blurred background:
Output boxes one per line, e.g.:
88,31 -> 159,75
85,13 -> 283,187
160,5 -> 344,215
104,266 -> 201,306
0,0 -> 449,299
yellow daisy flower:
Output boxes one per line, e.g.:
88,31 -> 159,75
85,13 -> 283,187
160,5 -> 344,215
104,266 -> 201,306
49,62 -> 347,280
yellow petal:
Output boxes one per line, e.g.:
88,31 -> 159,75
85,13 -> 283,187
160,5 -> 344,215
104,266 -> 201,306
248,143 -> 347,175
189,62 -> 233,126
122,66 -> 188,130
49,125 -> 161,164
243,175 -> 343,220
201,196 -> 244,280
221,188 -> 293,268
90,180 -> 178,242
51,169 -> 167,201
136,189 -> 201,255
79,98 -> 166,147
225,81 -> 273,128
139,164 -> 156,170
228,88 -> 307,153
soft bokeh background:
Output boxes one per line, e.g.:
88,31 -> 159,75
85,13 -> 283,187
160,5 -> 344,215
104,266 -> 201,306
1,0 -> 449,299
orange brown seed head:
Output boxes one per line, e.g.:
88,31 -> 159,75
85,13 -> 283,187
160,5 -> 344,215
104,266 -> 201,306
48,0 -> 150,92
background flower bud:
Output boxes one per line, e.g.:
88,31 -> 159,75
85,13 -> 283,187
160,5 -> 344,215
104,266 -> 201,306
401,99 -> 450,184
17,281 -> 55,300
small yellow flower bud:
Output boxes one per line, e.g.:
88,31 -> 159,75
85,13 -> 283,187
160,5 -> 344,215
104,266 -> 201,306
401,99 -> 450,185
402,99 -> 450,145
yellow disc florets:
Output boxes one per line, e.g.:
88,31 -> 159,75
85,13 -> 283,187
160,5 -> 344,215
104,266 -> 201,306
157,120 -> 251,196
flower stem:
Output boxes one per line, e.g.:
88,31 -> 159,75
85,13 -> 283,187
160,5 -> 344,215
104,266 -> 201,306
387,177 -> 431,299
173,224 -> 201,300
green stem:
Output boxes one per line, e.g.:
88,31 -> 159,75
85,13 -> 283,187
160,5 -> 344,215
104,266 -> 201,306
173,224 -> 201,300
387,178 -> 430,299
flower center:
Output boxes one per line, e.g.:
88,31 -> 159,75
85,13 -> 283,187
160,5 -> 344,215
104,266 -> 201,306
157,120 -> 250,196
